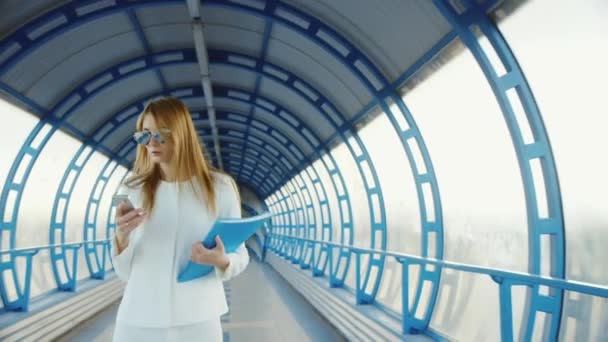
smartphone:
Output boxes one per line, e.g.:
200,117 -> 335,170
112,194 -> 134,212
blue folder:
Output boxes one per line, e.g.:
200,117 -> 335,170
177,212 -> 273,282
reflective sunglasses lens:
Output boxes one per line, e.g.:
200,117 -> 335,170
133,131 -> 151,145
152,131 -> 165,144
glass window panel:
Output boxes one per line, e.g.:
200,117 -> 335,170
431,271 -> 504,341
312,157 -> 340,243
0,100 -> 39,309
498,2 -> 608,339
301,167 -> 322,242
0,100 -> 39,187
66,151 -> 111,281
17,130 -> 80,299
403,38 -> 528,339
357,112 -> 421,313
103,167 -> 129,271
328,142 -> 371,289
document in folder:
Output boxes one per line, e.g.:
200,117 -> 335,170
177,212 -> 273,282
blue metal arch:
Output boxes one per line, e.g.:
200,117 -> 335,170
269,195 -> 288,255
291,175 -> 319,270
84,151 -> 129,280
209,133 -> 321,269
212,0 -> 444,314
27,45 -> 345,210
433,1 -> 566,340
211,149 -> 281,186
189,113 -> 328,274
105,171 -> 131,271
190,90 -> 349,281
275,187 -> 293,258
0,129 -> 129,307
209,57 -> 386,294
98,141 -> 273,276
196,109 -> 333,199
236,11 -> 273,185
209,131 -> 315,268
281,181 -> 303,263
85,119 -> 306,279
284,179 -> 310,266
0,0 -> 401,303
77,93 -> 333,277
0,0 -> 444,320
209,0 -> 442,311
266,194 -> 282,251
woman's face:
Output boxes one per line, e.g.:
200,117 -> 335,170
141,114 -> 173,164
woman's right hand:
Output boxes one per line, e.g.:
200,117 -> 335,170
115,203 -> 147,242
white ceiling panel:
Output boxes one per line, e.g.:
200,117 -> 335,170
210,65 -> 257,93
259,76 -> 334,142
135,3 -> 189,27
265,34 -> 364,120
66,71 -> 161,135
2,13 -> 133,96
182,97 -> 208,110
160,64 -> 200,88
103,116 -> 138,151
0,0 -> 70,38
283,0 -> 451,82
30,31 -> 144,109
269,23 -> 373,117
213,98 -> 252,114
250,106 -> 314,158
204,24 -> 264,58
144,24 -> 194,51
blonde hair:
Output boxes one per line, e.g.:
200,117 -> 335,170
125,97 -> 229,215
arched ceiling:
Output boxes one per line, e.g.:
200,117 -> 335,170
0,0 -> 506,198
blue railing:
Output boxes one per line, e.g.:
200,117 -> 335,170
267,234 -> 608,339
0,239 -> 111,311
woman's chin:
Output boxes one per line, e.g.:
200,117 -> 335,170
150,155 -> 163,163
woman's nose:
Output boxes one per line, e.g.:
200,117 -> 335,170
149,137 -> 160,146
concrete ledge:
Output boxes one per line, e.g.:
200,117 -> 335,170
267,253 -> 434,342
0,277 -> 124,342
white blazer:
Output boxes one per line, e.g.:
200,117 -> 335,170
110,172 -> 249,328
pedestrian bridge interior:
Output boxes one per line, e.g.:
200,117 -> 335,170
0,0 -> 606,341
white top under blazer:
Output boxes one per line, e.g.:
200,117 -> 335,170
110,172 -> 249,328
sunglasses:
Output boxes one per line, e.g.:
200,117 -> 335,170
133,128 -> 171,145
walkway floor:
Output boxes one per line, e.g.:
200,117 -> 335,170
56,258 -> 345,341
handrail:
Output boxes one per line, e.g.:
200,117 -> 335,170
268,234 -> 608,298
0,239 -> 111,255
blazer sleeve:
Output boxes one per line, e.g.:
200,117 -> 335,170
215,176 -> 249,281
109,183 -> 143,282
110,228 -> 143,282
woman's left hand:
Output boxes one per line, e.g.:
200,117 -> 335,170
191,236 -> 230,270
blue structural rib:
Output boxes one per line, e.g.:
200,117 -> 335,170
285,182 -> 305,264
291,176 -> 319,270
0,0 -> 405,306
0,0 -> 443,325
267,195 -> 282,253
105,172 -> 131,271
236,11 -> 273,184
432,0 -> 566,340
83,140 -> 133,280
285,180 -> 307,265
276,188 -> 293,258
83,81 -> 342,271
1,40 -> 343,287
0,111 -> 129,308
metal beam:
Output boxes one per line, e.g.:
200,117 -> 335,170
187,0 -> 222,169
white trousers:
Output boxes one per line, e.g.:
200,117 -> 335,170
112,317 -> 223,342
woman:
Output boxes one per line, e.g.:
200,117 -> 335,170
110,97 -> 249,342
